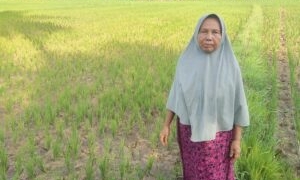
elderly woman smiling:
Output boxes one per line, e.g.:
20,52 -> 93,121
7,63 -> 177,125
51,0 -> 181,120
160,14 -> 250,180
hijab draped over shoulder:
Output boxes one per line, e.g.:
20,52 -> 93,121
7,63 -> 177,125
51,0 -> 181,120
167,14 -> 249,142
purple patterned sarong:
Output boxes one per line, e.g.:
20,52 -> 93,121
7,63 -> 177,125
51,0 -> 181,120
177,120 -> 235,180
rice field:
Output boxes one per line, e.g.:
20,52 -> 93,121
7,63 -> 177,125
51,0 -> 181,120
0,0 -> 299,179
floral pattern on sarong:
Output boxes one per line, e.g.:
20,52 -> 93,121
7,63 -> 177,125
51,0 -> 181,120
177,120 -> 235,180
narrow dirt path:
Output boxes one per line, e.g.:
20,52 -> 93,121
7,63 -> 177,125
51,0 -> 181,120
276,8 -> 300,177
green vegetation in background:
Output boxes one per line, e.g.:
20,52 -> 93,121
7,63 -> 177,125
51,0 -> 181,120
0,0 -> 299,179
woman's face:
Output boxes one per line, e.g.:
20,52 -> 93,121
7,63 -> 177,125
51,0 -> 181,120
197,18 -> 222,53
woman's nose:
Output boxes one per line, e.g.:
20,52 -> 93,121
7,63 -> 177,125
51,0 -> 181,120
206,33 -> 212,40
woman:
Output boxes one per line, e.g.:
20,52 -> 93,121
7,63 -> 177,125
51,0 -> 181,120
160,14 -> 250,180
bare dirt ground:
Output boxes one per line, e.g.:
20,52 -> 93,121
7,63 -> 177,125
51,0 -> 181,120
275,9 -> 300,177
2,121 -> 182,180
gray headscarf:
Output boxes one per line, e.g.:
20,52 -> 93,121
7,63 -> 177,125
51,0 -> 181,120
167,14 -> 249,142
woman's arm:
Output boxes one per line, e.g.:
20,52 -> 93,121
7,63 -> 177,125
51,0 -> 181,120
232,124 -> 242,141
160,110 -> 175,146
230,125 -> 243,161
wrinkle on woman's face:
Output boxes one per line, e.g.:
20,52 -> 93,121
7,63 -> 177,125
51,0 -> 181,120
197,18 -> 222,53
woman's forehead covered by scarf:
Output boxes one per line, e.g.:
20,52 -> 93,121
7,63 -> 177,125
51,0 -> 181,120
199,14 -> 222,33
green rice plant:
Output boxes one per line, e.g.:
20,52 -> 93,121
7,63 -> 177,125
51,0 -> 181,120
0,171 -> 6,180
236,169 -> 250,180
44,98 -> 56,125
75,99 -> 89,127
103,137 -> 112,155
85,157 -> 95,180
135,165 -> 145,180
99,154 -> 109,180
66,127 -> 80,158
110,118 -> 118,138
150,117 -> 162,148
98,116 -> 107,136
25,135 -> 45,177
0,129 -> 4,144
14,153 -> 23,179
118,138 -> 125,155
55,119 -> 65,139
9,117 -> 25,143
24,158 -> 35,179
237,142 -> 281,180
33,144 -> 45,171
139,121 -> 147,138
88,116 -> 93,127
124,115 -> 134,136
156,173 -> 167,180
87,130 -> 96,157
0,144 -> 8,180
5,97 -> 14,114
16,137 -> 45,179
119,155 -> 130,180
57,87 -> 72,113
64,151 -> 73,174
118,139 -> 131,179
44,129 -> 53,150
52,139 -> 62,159
145,155 -> 155,176
129,105 -> 140,129
172,159 -> 182,180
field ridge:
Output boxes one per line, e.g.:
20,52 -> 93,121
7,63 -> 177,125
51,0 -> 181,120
276,8 -> 300,177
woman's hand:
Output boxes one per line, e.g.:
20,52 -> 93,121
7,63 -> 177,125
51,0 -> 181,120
229,140 -> 241,162
160,110 -> 175,146
160,125 -> 171,146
